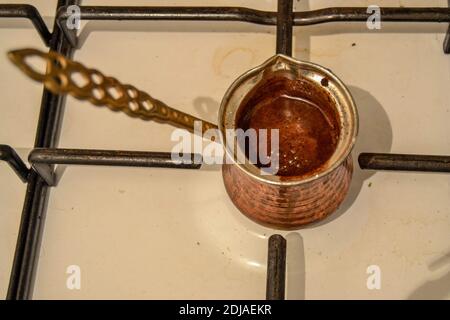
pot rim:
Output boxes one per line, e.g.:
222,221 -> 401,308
218,54 -> 359,187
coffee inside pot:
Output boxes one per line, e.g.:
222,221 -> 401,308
236,72 -> 341,178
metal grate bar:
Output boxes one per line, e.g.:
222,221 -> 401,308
445,25 -> 450,53
276,0 -> 293,55
0,145 -> 30,183
294,7 -> 450,25
28,148 -> 202,186
359,153 -> 450,172
55,6 -> 450,48
266,235 -> 287,300
6,0 -> 81,300
0,4 -> 52,46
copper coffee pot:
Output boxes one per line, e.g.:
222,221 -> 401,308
8,48 -> 358,230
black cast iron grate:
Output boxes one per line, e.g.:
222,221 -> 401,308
1,0 -> 449,300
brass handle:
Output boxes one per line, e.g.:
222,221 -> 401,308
8,48 -> 217,134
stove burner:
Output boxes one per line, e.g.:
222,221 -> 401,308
0,0 -> 449,300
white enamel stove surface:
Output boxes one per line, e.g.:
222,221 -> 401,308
0,0 -> 449,299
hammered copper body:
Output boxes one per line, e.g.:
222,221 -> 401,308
219,55 -> 358,230
222,157 -> 353,229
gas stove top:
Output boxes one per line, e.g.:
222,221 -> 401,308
0,0 -> 449,300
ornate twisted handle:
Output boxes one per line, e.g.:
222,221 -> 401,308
8,48 -> 217,134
